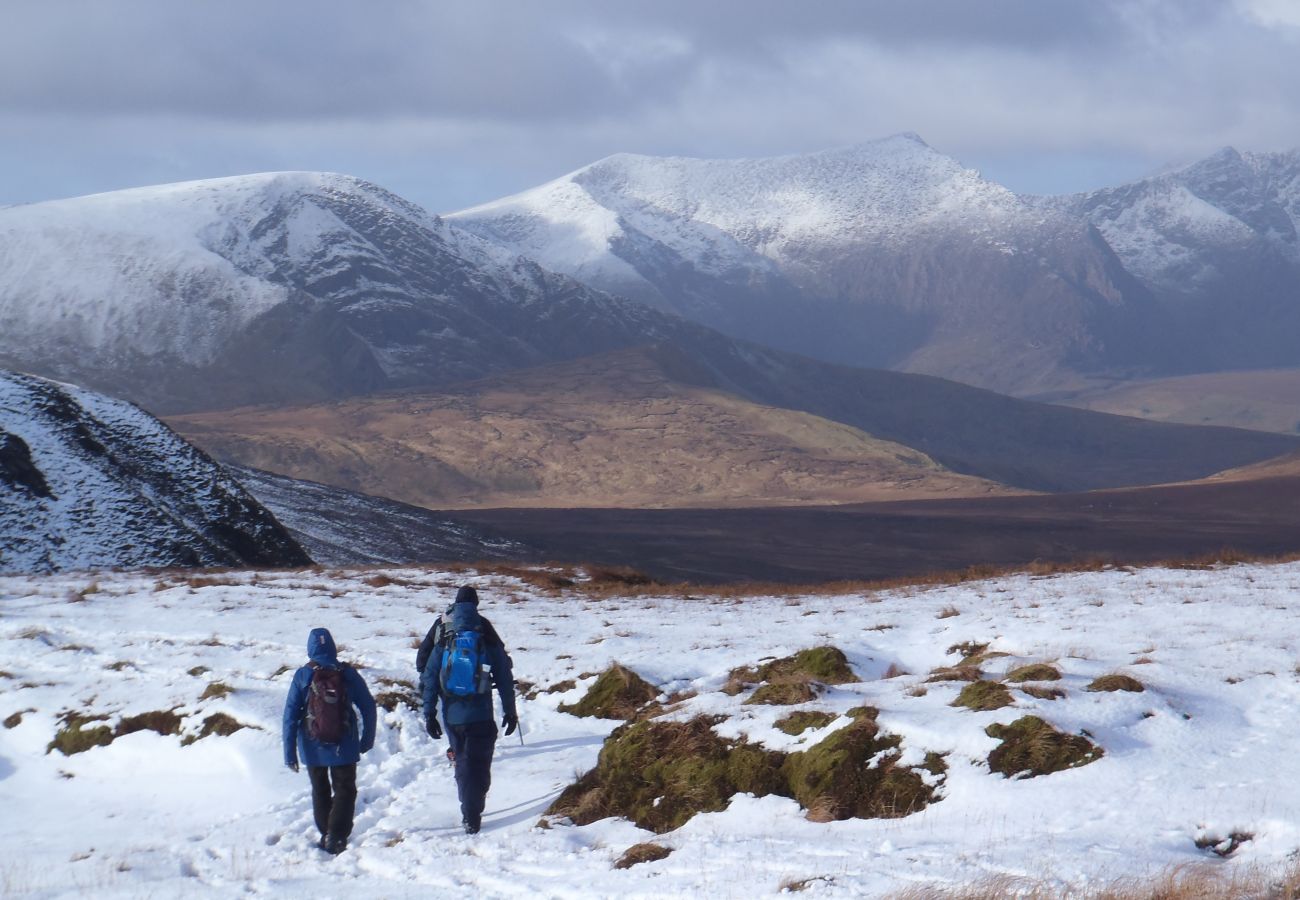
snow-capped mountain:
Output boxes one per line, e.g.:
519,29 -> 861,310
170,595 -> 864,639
1059,147 -> 1300,372
452,134 -> 1162,395
0,172 -> 695,413
0,370 -> 310,574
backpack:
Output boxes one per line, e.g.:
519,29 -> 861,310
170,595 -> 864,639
439,627 -> 491,698
305,664 -> 349,744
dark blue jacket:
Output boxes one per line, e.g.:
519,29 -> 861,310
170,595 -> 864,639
282,628 -> 377,768
422,602 -> 517,728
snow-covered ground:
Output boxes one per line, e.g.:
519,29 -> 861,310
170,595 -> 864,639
3,561 -> 1300,897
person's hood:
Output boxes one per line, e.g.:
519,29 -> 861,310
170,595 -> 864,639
448,602 -> 483,632
307,628 -> 338,667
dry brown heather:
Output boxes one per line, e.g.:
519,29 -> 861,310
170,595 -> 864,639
168,350 -> 1011,510
1055,366 -> 1300,435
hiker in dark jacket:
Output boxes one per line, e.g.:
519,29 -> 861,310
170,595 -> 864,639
421,585 -> 518,834
282,627 -> 377,854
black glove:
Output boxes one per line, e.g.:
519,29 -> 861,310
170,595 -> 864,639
286,760 -> 299,773
502,712 -> 518,736
425,715 -> 442,739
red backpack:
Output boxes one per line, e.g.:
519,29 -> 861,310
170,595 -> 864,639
305,664 -> 349,744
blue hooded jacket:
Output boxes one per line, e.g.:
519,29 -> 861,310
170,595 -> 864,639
422,601 -> 517,728
282,628 -> 377,768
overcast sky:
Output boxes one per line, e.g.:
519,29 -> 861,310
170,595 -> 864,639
3,0 -> 1298,212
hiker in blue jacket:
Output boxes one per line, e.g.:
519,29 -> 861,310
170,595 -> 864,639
421,585 -> 518,834
282,627 -> 377,854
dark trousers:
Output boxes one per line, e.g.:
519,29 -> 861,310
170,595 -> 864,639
446,720 -> 498,827
307,764 -> 357,840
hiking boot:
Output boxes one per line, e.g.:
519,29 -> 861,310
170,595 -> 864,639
317,835 -> 329,851
324,835 -> 347,855
462,817 -> 480,835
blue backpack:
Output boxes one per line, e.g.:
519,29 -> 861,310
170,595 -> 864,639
439,627 -> 490,697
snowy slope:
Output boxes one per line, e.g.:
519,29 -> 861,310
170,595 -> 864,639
3,560 -> 1300,897
0,370 -> 309,573
0,172 -> 695,413
451,135 -> 1161,393
1061,147 -> 1300,290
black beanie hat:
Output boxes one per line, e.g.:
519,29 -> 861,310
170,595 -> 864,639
455,585 -> 479,605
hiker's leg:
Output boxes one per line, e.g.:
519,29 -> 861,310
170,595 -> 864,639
455,720 -> 498,828
447,725 -> 469,809
306,765 -> 332,838
327,764 -> 357,841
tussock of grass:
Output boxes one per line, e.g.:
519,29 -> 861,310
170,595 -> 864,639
376,690 -> 420,712
1021,685 -> 1066,701
548,709 -> 941,832
47,712 -> 113,755
199,682 -> 235,701
1005,663 -> 1061,683
985,716 -> 1103,778
774,710 -> 836,736
1087,673 -> 1145,693
613,842 -> 673,869
926,665 -> 983,683
115,710 -> 184,738
951,681 -> 1014,711
181,713 -> 250,745
726,647 -> 858,706
558,664 -> 658,720
4,710 -> 32,729
187,665 -> 210,677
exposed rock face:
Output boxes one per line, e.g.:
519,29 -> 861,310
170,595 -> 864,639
452,135 -> 1164,395
0,370 -> 310,574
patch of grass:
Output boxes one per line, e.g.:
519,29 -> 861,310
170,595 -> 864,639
558,664 -> 658,720
47,712 -> 113,755
881,663 -> 909,679
781,876 -> 834,893
1195,830 -> 1254,858
985,716 -> 1103,778
181,713 -> 251,745
188,666 -> 210,677
376,690 -> 421,712
103,661 -> 132,672
199,682 -> 235,701
747,680 -> 820,706
548,710 -> 941,833
547,716 -> 789,833
543,679 -> 577,694
951,681 -> 1014,711
774,710 -> 836,736
269,664 -> 292,678
1020,685 -> 1066,701
947,641 -> 988,659
935,605 -> 961,619
115,710 -> 184,737
1004,663 -> 1061,683
613,842 -> 672,869
1086,673 -> 1145,693
783,717 -> 944,822
4,709 -> 33,729
926,665 -> 983,683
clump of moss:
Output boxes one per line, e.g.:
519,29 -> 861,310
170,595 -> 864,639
774,710 -> 837,736
952,681 -> 1014,711
547,716 -> 789,833
544,679 -> 577,694
614,842 -> 673,869
1086,673 -> 1145,693
782,717 -> 944,822
47,712 -> 113,755
985,716 -> 1103,778
115,710 -> 184,738
1005,663 -> 1062,683
558,664 -> 658,720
